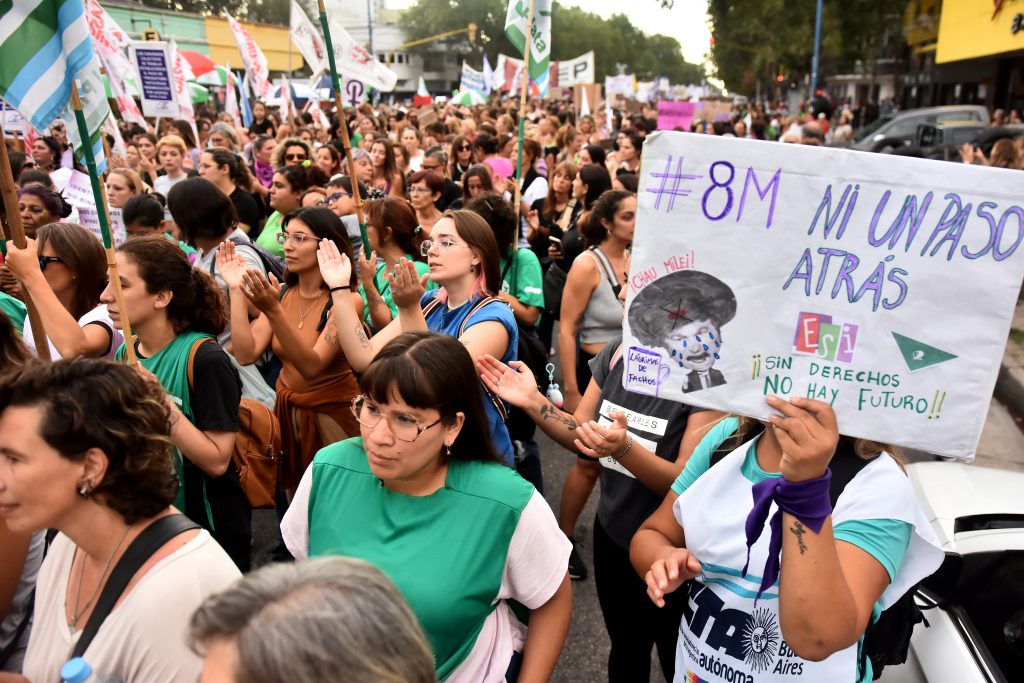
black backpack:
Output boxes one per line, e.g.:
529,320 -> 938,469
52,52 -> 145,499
709,429 -> 921,680
209,235 -> 286,282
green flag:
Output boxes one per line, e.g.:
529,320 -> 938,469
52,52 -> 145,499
504,0 -> 552,96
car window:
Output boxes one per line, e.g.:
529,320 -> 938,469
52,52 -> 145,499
937,110 -> 981,123
884,117 -> 927,138
852,115 -> 893,142
960,552 -> 1024,681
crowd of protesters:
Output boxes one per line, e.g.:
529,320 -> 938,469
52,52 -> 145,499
0,87 -> 958,683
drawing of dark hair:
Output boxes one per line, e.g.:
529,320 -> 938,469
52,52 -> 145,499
629,270 -> 737,347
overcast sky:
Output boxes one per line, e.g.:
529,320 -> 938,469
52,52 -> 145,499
385,0 -> 712,66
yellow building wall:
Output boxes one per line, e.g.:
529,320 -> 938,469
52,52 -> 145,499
937,0 -> 1024,63
203,17 -> 305,72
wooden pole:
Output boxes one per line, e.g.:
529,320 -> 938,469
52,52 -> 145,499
0,123 -> 52,360
70,83 -> 137,364
512,0 -> 536,228
316,0 -> 371,258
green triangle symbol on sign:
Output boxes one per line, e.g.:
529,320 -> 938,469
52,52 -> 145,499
891,332 -> 958,372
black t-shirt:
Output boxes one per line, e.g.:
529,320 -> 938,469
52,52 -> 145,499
532,198 -> 582,265
249,119 -> 275,137
230,187 -> 263,233
438,178 -> 462,212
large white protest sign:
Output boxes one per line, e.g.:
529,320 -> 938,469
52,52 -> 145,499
623,132 -> 1024,459
64,171 -> 126,246
557,51 -> 595,86
129,42 -> 179,118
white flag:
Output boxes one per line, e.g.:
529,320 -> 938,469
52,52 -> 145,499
226,15 -> 272,99
169,39 -> 196,126
416,77 -> 429,97
290,0 -> 329,84
225,63 -> 241,128
580,86 -> 591,117
63,54 -> 109,173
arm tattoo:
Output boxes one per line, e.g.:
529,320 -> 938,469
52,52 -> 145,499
354,322 -> 370,348
789,520 -> 808,555
326,316 -> 340,352
539,402 -> 578,432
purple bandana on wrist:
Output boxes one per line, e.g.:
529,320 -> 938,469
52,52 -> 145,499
742,470 -> 833,602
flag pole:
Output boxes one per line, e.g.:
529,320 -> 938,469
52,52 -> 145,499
70,82 -> 138,365
315,0 -> 371,258
0,128 -> 52,360
513,0 -> 536,228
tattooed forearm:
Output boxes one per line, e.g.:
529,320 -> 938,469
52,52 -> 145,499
354,322 -> 370,348
539,402 -> 578,432
326,316 -> 340,351
789,520 -> 808,555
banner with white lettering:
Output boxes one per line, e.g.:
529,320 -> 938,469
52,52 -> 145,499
623,132 -> 1024,459
129,41 -> 179,118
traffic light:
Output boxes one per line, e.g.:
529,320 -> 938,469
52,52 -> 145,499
776,74 -> 785,83
468,23 -> 477,43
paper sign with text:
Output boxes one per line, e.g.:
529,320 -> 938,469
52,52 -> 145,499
65,171 -> 126,246
622,132 -> 1024,459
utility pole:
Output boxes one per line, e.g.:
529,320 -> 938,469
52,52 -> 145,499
366,0 -> 374,58
810,0 -> 823,98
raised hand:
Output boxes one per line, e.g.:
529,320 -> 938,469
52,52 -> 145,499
240,269 -> 282,314
316,239 -> 352,290
766,395 -> 840,483
357,250 -> 379,291
387,257 -> 425,310
215,240 -> 248,291
644,547 -> 702,608
3,239 -> 41,281
574,412 -> 630,460
477,354 -> 540,409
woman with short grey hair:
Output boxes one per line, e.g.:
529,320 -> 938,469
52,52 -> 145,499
189,557 -> 436,683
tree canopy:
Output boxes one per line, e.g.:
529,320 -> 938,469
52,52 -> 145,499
708,0 -> 907,95
398,0 -> 705,83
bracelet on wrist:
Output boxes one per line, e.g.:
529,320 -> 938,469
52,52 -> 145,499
610,436 -> 634,462
329,285 -> 350,293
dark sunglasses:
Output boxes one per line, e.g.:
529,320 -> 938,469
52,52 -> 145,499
457,145 -> 472,151
38,256 -> 63,271
285,153 -> 306,161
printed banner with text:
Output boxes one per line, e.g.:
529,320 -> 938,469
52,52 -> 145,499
622,132 -> 1024,459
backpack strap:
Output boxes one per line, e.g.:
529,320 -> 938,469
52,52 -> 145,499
458,296 -> 511,421
588,246 -> 622,297
186,336 -> 216,391
70,515 -> 201,658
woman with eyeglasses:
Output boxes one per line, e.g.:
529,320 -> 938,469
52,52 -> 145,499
449,135 -> 474,184
318,209 -> 520,466
4,222 -> 124,360
219,208 -> 361,494
407,170 -> 445,236
369,139 -> 404,199
281,332 -> 572,683
257,164 -> 329,258
357,198 -> 434,332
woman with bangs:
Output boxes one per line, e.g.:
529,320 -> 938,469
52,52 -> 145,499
281,332 -> 572,683
318,209 -> 520,466
220,207 -> 362,494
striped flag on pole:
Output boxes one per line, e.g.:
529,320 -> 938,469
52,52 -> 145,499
0,0 -> 94,131
503,0 -> 552,97
226,14 -> 271,100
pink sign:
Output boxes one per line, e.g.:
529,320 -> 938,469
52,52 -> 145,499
657,101 -> 696,131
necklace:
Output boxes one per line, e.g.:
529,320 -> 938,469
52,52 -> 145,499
70,525 -> 132,634
297,290 -> 327,329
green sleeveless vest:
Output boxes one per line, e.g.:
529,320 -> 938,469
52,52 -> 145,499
116,331 -> 215,525
307,438 -> 534,680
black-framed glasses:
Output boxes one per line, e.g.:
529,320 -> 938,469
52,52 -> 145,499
38,256 -> 63,271
351,395 -> 443,442
457,145 -> 472,151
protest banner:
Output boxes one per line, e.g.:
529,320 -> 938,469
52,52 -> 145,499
623,132 -> 1024,459
697,98 -> 732,122
557,51 -> 595,86
129,41 -> 179,118
64,170 -> 126,245
657,101 -> 696,130
460,62 -> 487,94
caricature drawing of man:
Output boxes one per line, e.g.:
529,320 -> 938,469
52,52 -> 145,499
628,270 -> 737,393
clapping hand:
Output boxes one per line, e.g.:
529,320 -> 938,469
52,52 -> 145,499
216,240 -> 248,291
316,239 -> 353,290
358,250 -> 379,292
239,269 -> 282,314
644,548 -> 702,608
387,257 -> 425,310
477,354 -> 540,409
574,412 -> 630,460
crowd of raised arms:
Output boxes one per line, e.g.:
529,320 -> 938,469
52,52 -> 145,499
0,95 -> 944,683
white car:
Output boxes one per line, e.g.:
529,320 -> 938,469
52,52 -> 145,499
879,462 -> 1024,683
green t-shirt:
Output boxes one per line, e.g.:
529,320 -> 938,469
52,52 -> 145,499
307,438 -> 534,680
255,211 -> 285,258
358,255 -> 435,330
499,248 -> 544,327
0,291 -> 27,336
165,232 -> 196,256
